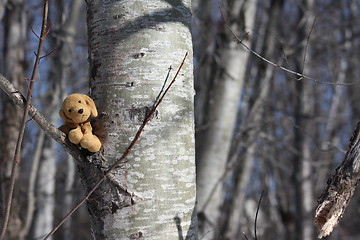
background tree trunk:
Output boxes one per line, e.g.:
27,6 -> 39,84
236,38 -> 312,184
82,1 -> 197,239
31,1 -> 84,239
216,1 -> 281,238
293,2 -> 315,239
0,0 -> 26,239
194,0 -> 256,238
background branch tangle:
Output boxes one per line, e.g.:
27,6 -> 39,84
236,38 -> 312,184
222,8 -> 354,86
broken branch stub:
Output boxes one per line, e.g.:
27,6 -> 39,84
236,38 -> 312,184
314,121 -> 360,238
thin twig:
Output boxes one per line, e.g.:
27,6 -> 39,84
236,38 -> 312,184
153,66 -> 172,107
0,1 -> 49,239
220,8 -> 353,86
243,232 -> 249,240
39,47 -> 56,59
254,191 -> 264,240
298,17 -> 317,81
43,52 -> 189,240
31,26 -> 40,39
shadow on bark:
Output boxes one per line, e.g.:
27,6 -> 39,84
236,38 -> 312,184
174,206 -> 198,240
87,0 -> 191,41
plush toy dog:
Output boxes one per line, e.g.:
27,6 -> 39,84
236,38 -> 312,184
59,93 -> 101,152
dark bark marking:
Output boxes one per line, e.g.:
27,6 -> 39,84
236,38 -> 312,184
113,14 -> 125,19
132,52 -> 145,59
91,60 -> 101,79
126,81 -> 135,87
129,231 -> 143,239
126,105 -> 158,124
111,201 -> 119,214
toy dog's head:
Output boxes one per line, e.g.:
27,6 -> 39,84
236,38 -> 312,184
59,93 -> 98,124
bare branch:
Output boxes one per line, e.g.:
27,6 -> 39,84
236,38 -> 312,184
298,17 -> 317,81
220,8 -> 354,86
254,191 -> 264,240
0,74 -> 84,161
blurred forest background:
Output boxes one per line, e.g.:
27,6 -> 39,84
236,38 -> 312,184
1,0 -> 360,240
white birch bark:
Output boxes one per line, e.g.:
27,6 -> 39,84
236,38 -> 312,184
84,1 -> 197,239
222,2 -> 279,235
298,2 -> 315,239
19,131 -> 45,240
194,1 -> 256,238
32,141 -> 56,240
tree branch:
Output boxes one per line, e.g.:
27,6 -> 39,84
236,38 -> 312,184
220,8 -> 353,86
0,74 -> 84,161
314,121 -> 360,238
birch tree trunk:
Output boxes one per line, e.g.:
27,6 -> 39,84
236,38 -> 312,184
293,2 -> 316,239
296,78 -> 315,240
0,0 -> 26,239
83,1 -> 197,239
32,141 -> 56,239
217,1 -> 281,238
194,0 -> 256,238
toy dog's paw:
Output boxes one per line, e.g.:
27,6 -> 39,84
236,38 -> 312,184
87,144 -> 101,153
80,134 -> 101,152
68,129 -> 83,144
80,134 -> 92,148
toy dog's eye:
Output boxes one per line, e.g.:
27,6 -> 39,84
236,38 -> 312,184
78,100 -> 81,103
68,109 -> 72,113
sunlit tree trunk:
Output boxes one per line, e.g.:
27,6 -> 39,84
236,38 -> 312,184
217,1 -> 281,238
0,0 -> 26,239
194,0 -> 256,238
83,1 -> 197,239
293,1 -> 316,239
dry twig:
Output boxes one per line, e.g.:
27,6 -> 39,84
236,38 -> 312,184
221,8 -> 353,86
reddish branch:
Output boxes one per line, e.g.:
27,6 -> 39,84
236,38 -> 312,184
43,52 -> 189,240
0,1 -> 50,239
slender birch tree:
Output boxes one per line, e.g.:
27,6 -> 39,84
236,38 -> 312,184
194,0 -> 256,238
82,1 -> 197,239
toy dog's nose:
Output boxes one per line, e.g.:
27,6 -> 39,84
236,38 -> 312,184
78,109 -> 83,114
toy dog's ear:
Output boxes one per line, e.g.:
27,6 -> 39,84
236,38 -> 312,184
59,109 -> 72,122
81,94 -> 98,117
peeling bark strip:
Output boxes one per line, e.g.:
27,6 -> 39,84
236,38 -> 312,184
86,1 -> 197,239
315,121 -> 360,238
